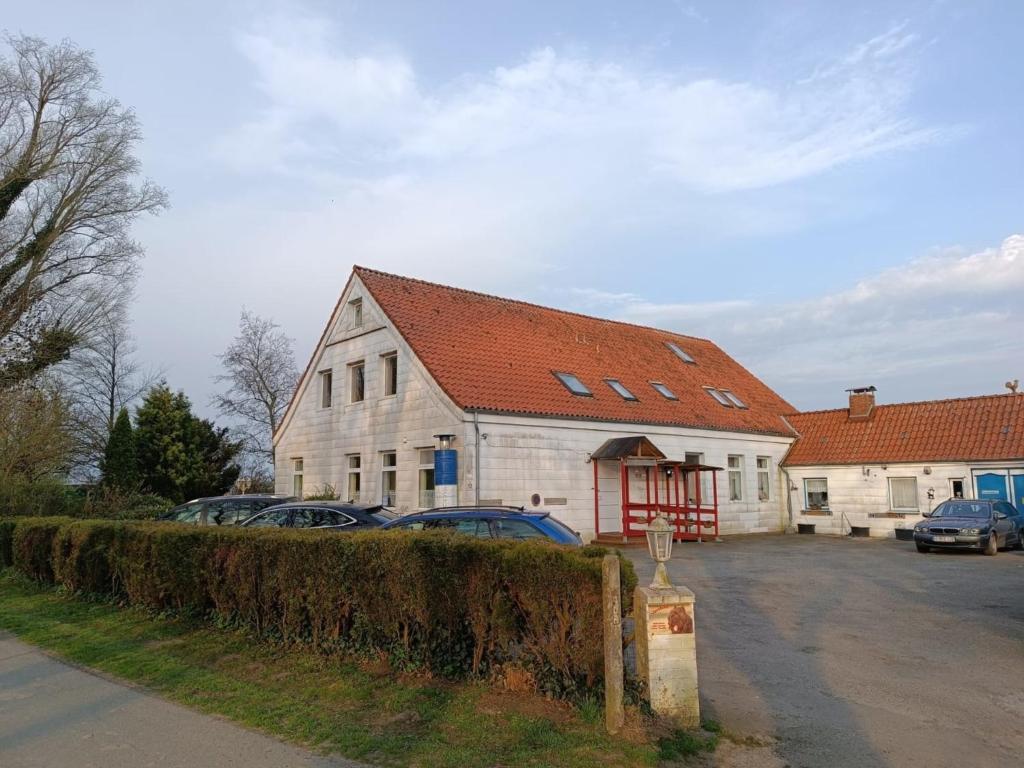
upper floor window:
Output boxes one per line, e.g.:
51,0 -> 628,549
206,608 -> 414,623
349,361 -> 365,402
349,298 -> 363,328
605,379 -> 637,401
666,342 -> 695,364
650,381 -> 677,400
382,352 -> 398,397
553,371 -> 592,396
319,369 -> 333,408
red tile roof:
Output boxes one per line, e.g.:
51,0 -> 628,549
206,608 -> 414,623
782,393 -> 1024,466
354,267 -> 796,436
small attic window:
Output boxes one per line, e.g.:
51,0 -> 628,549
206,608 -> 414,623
705,387 -> 734,407
605,379 -> 637,401
650,381 -> 677,400
349,298 -> 363,328
554,372 -> 592,396
720,390 -> 747,409
666,342 -> 695,364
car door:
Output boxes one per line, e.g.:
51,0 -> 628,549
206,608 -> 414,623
994,502 -> 1016,544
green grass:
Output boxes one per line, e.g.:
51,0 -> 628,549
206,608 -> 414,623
0,573 -> 658,767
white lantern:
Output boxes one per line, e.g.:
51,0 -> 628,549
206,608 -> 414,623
645,513 -> 674,589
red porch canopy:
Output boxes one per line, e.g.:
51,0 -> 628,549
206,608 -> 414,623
591,436 -> 722,542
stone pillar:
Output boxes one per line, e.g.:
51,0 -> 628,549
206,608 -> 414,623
634,585 -> 699,727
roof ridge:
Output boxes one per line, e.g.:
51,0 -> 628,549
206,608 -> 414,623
790,391 -> 1022,417
352,264 -> 714,344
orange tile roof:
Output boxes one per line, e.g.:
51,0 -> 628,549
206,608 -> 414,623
354,267 -> 796,436
782,393 -> 1024,466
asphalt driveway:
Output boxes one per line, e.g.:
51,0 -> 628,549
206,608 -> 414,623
626,535 -> 1024,768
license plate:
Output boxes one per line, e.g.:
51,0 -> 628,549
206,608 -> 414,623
932,535 -> 955,543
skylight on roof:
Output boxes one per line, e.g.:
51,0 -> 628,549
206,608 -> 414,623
605,379 -> 637,401
553,372 -> 592,396
705,387 -> 733,407
720,390 -> 748,409
650,381 -> 677,400
666,342 -> 695,364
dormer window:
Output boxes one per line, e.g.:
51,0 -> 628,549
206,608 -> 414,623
553,372 -> 592,396
666,342 -> 695,364
605,379 -> 637,401
349,298 -> 363,328
650,381 -> 677,400
720,390 -> 747,409
705,387 -> 733,407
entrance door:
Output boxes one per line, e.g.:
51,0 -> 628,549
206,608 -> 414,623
975,472 -> 1009,501
1012,473 -> 1024,509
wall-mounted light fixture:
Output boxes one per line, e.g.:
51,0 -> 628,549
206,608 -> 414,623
434,434 -> 456,450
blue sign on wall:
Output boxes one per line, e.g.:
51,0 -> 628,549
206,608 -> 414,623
435,449 -> 458,485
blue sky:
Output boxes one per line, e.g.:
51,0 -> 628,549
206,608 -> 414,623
6,0 -> 1023,412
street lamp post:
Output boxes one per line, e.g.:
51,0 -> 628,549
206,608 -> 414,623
645,513 -> 674,589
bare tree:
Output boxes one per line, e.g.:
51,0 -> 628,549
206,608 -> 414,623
0,35 -> 166,387
62,306 -> 161,478
213,310 -> 298,464
0,378 -> 71,482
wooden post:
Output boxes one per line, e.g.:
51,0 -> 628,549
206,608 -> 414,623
602,554 -> 625,734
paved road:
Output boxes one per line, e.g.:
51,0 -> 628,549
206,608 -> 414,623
627,535 -> 1024,768
0,633 -> 364,768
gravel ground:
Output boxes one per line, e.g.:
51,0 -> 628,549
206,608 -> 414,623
626,534 -> 1024,768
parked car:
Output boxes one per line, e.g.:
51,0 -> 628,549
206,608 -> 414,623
239,501 -> 398,530
380,506 -> 583,546
913,499 -> 1022,555
161,495 -> 295,526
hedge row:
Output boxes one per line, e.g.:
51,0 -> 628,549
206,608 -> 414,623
0,517 -> 635,698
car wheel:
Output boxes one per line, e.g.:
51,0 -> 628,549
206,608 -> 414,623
915,543 -> 930,554
1014,530 -> 1024,551
984,532 -> 998,556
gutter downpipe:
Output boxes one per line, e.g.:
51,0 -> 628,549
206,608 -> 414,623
473,410 -> 481,505
781,466 -> 794,532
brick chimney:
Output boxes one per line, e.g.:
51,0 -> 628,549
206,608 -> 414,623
846,386 -> 877,421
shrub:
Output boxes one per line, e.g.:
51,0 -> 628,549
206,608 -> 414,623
0,517 -> 636,699
0,476 -> 84,517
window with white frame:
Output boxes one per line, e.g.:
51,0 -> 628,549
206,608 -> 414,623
727,455 -> 743,501
292,458 -> 304,499
319,369 -> 333,408
349,361 -> 365,403
889,477 -> 919,511
757,456 -> 771,501
350,298 -> 363,328
417,449 -> 435,508
380,451 -> 397,505
684,452 -> 713,504
346,455 -> 361,502
382,352 -> 398,397
805,478 -> 828,509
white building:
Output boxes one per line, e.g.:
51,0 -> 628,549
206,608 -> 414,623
781,387 -> 1024,537
273,267 -> 801,541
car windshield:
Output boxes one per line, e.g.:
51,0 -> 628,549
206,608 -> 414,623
932,501 -> 990,518
371,509 -> 399,524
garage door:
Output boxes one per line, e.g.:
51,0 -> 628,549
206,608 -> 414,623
1013,473 -> 1024,508
975,472 -> 1009,501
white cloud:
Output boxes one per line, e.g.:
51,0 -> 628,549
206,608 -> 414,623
576,236 -> 1024,407
218,14 -> 947,193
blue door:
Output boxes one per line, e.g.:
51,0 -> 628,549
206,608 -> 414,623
1012,474 -> 1024,509
976,472 -> 1009,501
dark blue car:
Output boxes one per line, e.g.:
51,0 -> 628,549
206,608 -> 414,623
380,506 -> 583,546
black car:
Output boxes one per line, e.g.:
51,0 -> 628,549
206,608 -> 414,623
239,501 -> 398,531
162,495 -> 296,526
913,499 -> 1022,555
